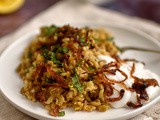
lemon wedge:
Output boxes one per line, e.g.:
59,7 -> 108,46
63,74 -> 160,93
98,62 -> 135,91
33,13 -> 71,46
0,0 -> 25,14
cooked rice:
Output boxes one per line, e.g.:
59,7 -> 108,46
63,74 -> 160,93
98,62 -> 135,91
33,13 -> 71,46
17,25 -> 119,116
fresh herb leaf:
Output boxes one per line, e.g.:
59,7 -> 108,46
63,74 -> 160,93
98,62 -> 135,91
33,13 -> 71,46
40,45 -> 47,50
45,78 -> 50,83
56,61 -> 63,66
45,25 -> 57,36
94,38 -> 99,43
80,38 -> 85,43
54,32 -> 58,36
51,52 -> 57,62
58,111 -> 65,117
42,50 -> 63,66
42,49 -> 50,60
56,70 -> 62,74
51,44 -> 60,52
75,59 -> 83,68
57,47 -> 69,53
51,52 -> 63,66
89,66 -> 95,71
45,78 -> 53,83
62,47 -> 69,53
107,36 -> 114,41
57,47 -> 63,53
71,71 -> 83,93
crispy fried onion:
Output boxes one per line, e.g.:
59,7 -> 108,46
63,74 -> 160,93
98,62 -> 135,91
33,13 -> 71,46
96,74 -> 125,102
106,89 -> 125,102
33,63 -> 68,88
104,83 -> 125,102
96,62 -> 126,102
127,63 -> 159,108
127,94 -> 143,108
96,62 -> 120,75
96,60 -> 159,105
105,69 -> 128,83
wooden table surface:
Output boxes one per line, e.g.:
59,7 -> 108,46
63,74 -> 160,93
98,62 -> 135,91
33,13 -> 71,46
0,0 -> 160,38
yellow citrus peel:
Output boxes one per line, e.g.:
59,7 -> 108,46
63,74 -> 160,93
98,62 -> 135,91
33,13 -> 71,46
0,0 -> 25,14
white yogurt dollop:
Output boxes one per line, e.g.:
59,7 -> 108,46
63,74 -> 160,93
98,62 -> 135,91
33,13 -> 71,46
98,55 -> 160,108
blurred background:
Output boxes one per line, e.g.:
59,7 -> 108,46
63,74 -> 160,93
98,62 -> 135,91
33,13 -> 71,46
0,0 -> 160,37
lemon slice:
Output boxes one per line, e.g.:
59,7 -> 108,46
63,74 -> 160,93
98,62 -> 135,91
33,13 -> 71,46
0,0 -> 25,14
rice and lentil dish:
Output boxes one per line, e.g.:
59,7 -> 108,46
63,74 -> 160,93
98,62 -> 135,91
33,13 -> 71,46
17,25 -> 159,117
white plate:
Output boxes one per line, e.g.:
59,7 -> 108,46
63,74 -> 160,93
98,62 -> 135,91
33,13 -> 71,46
0,22 -> 160,120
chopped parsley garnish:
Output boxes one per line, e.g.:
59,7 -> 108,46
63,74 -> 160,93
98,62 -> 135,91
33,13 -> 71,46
76,59 -> 83,68
80,38 -> 85,43
50,52 -> 57,62
42,49 -> 50,60
58,111 -> 65,117
93,38 -> 99,43
45,25 -> 57,36
62,47 -> 69,53
45,78 -> 53,83
71,71 -> 83,93
57,47 -> 69,53
56,47 -> 63,53
56,70 -> 63,74
40,45 -> 47,50
89,66 -> 95,71
41,50 -> 63,66
107,36 -> 114,41
51,52 -> 63,66
51,44 -> 60,51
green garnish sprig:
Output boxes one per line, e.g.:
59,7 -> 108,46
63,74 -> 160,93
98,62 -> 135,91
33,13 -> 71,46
58,111 -> 65,117
71,70 -> 83,93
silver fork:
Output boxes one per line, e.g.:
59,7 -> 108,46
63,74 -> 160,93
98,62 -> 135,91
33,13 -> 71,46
118,46 -> 160,54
